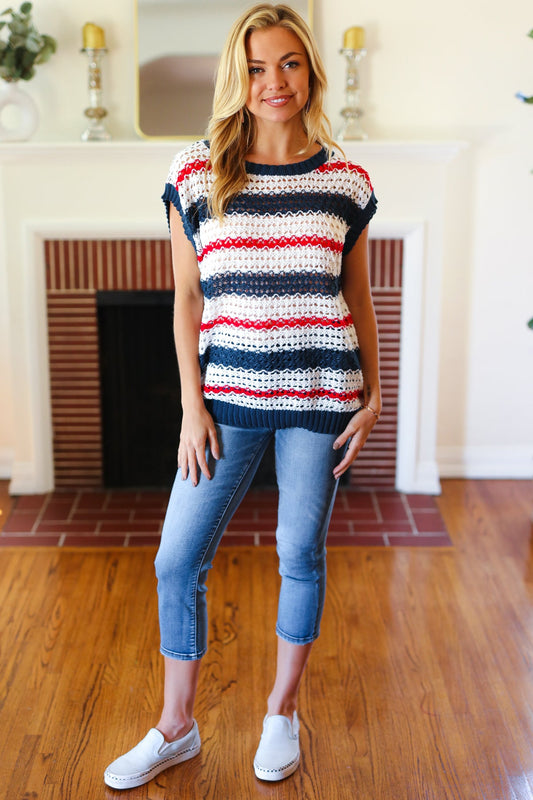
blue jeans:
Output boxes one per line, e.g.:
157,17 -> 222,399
155,424 -> 345,660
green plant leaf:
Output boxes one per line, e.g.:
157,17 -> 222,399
35,42 -> 53,63
25,32 -> 42,52
528,318 -> 533,330
9,20 -> 28,36
41,34 -> 56,50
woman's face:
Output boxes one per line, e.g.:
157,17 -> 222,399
245,25 -> 311,127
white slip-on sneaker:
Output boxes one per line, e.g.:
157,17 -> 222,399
253,712 -> 300,782
104,721 -> 201,790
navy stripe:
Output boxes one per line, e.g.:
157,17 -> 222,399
205,398 -> 361,436
164,186 -> 378,256
191,192 -> 364,227
200,346 -> 360,373
201,271 -> 340,299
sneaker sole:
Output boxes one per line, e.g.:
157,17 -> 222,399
104,742 -> 201,790
253,754 -> 300,782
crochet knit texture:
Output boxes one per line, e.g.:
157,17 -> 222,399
162,140 -> 377,435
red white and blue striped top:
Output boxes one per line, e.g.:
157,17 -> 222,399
162,139 -> 377,435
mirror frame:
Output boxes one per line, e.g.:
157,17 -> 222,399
134,0 -> 315,140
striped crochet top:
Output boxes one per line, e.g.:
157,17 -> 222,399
162,139 -> 377,435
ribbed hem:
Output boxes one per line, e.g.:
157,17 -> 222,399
205,398 -> 359,436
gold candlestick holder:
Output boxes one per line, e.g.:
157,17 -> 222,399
81,47 -> 111,141
337,47 -> 367,141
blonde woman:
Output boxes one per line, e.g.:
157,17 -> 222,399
105,3 -> 380,789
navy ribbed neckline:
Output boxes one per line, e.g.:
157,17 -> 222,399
245,147 -> 328,175
200,139 -> 329,175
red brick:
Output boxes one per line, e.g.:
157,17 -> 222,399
71,509 -> 130,522
256,535 -> 277,545
0,535 -> 61,546
35,521 -> 98,534
411,511 -> 448,534
221,534 -> 256,546
327,520 -> 352,534
2,514 -> 37,533
405,494 -> 440,510
99,521 -> 161,534
41,501 -> 75,521
61,535 -> 127,547
76,492 -> 108,509
328,535 -> 386,547
131,509 -> 165,521
13,495 -> 47,511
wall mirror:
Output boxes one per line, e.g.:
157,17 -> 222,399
135,0 -> 313,139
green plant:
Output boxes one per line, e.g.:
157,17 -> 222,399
0,2 -> 56,82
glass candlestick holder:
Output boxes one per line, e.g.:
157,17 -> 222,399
81,47 -> 111,141
337,47 -> 367,141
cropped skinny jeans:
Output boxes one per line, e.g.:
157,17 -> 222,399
154,424 -> 345,660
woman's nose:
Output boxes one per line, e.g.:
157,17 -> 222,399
267,68 -> 287,90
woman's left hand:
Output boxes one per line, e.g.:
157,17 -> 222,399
332,408 -> 379,480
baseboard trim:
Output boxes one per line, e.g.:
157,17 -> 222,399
0,448 -> 13,480
438,446 -> 533,479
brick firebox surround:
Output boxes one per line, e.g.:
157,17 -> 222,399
45,238 -> 403,491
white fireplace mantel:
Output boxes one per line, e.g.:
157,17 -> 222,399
0,138 -> 466,495
0,138 -> 464,163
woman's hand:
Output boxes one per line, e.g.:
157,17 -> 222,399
178,405 -> 220,486
332,407 -> 379,480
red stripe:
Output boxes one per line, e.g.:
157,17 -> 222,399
198,235 -> 343,262
176,158 -> 209,185
203,384 -> 363,402
318,161 -> 373,190
200,314 -> 353,332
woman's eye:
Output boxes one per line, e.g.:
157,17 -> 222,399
249,67 -> 263,75
282,60 -> 299,70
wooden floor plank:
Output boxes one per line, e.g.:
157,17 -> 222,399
0,479 -> 532,799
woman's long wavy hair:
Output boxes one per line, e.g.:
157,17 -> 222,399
206,3 -> 336,222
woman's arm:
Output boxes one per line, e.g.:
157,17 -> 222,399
169,203 -> 219,485
332,225 -> 382,479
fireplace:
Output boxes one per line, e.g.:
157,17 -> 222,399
97,289 -> 179,488
2,139 -> 468,497
45,237 -> 403,491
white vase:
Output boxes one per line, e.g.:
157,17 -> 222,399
0,81 -> 39,142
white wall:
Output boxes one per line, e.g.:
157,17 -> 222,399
317,0 -> 533,477
1,0 -> 531,481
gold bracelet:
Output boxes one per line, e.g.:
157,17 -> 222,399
363,404 -> 381,420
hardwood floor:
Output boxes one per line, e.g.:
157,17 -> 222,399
0,479 -> 532,799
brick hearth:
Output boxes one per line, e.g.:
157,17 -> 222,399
0,487 -> 451,548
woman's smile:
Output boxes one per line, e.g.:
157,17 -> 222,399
263,94 -> 293,106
